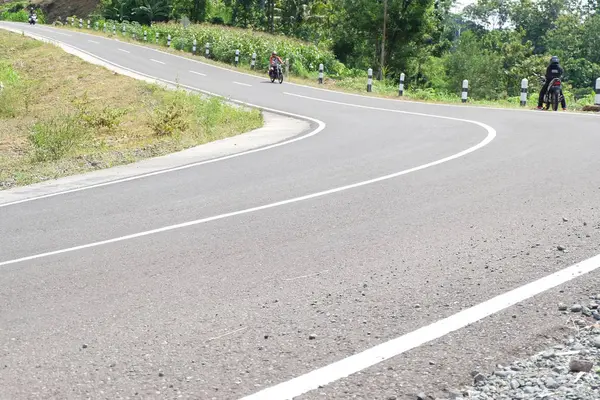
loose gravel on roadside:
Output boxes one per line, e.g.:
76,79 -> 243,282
426,294 -> 600,399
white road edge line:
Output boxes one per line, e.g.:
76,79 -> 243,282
118,48 -> 130,53
0,111 -> 495,267
88,40 -> 99,44
239,252 -> 600,400
233,81 -> 252,87
190,70 -> 206,76
150,58 -> 165,64
0,27 -> 325,208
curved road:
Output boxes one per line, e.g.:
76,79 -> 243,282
1,22 -> 600,400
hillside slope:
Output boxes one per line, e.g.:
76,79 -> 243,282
33,0 -> 99,22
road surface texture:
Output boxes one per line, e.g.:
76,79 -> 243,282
1,22 -> 600,400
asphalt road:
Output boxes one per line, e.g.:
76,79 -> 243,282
1,22 -> 600,400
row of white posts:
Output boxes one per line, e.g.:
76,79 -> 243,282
70,17 -> 289,74
68,17 -> 600,104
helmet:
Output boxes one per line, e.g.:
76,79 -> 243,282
272,51 -> 277,56
550,56 -> 559,64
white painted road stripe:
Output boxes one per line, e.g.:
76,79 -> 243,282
150,59 -> 165,64
0,116 -> 494,267
190,70 -> 206,76
233,81 -> 252,87
239,253 -> 600,400
118,48 -> 130,53
88,40 -> 99,44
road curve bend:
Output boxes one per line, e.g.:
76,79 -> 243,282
1,22 -> 600,400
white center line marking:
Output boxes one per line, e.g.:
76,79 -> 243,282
88,40 -> 99,44
239,253 -> 600,400
233,81 -> 252,87
190,70 -> 206,76
0,115 -> 494,267
150,59 -> 165,64
118,48 -> 130,53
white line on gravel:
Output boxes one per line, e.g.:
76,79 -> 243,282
0,112 -> 494,267
239,252 -> 600,400
150,59 -> 165,64
207,326 -> 247,342
190,70 -> 206,76
284,270 -> 329,281
233,81 -> 252,87
118,48 -> 130,53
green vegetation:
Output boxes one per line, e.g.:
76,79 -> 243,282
0,1 -> 46,23
54,0 -> 599,107
0,30 -> 262,189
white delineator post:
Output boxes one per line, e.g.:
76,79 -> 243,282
285,59 -> 289,76
399,72 -> 405,96
95,21 -> 99,31
461,79 -> 469,103
87,20 -> 90,29
122,25 -> 126,36
167,34 -> 171,47
251,53 -> 256,69
595,78 -> 600,105
79,18 -> 82,28
71,17 -> 74,27
520,78 -> 528,107
112,25 -> 116,35
144,31 -> 147,41
318,64 -> 324,84
205,43 -> 210,58
367,68 -> 373,92
235,50 -> 240,66
156,32 -> 159,44
103,23 -> 106,32
192,39 -> 197,55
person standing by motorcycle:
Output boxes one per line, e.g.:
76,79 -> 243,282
269,51 -> 284,77
537,56 -> 566,110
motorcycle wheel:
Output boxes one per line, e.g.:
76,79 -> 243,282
278,72 -> 283,84
551,90 -> 559,111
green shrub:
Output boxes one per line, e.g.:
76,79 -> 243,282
29,114 -> 87,162
73,93 -> 127,130
149,91 -> 192,136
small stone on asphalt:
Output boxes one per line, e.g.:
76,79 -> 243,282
309,334 -> 317,340
571,304 -> 583,312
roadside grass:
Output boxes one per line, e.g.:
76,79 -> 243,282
0,30 -> 263,190
56,23 -> 599,112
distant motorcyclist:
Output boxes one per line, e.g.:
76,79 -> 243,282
28,8 -> 37,25
537,56 -> 566,110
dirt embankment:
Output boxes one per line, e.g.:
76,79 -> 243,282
32,0 -> 99,22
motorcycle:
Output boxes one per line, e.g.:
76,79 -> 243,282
269,62 -> 284,84
537,75 -> 565,111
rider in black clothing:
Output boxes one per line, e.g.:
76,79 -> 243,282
537,56 -> 566,110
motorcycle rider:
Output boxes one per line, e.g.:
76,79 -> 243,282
269,51 -> 284,77
537,56 -> 566,110
28,8 -> 37,24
